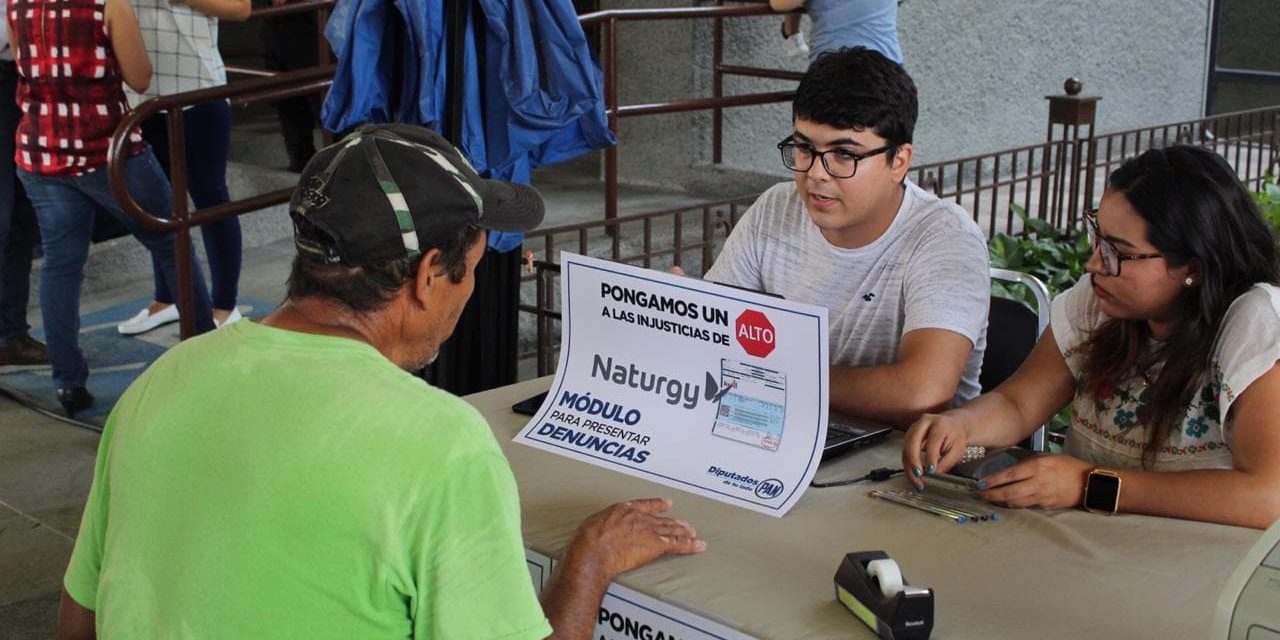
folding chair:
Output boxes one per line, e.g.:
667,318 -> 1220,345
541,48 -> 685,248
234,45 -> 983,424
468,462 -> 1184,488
984,268 -> 1052,451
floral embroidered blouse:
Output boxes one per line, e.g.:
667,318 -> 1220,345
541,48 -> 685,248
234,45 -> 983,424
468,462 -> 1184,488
1052,276 -> 1280,471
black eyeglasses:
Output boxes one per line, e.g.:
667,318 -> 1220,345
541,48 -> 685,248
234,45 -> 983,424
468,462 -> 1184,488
1083,208 -> 1164,277
777,137 -> 892,179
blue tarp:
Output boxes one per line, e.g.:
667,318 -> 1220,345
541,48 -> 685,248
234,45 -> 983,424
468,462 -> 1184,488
322,0 -> 616,251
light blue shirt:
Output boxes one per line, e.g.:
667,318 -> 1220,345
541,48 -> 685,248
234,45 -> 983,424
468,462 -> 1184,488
806,0 -> 903,65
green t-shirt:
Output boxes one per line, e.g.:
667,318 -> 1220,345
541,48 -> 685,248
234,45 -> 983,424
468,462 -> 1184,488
65,321 -> 552,640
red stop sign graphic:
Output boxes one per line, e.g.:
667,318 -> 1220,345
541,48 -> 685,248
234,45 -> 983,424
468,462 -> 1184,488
735,310 -> 776,358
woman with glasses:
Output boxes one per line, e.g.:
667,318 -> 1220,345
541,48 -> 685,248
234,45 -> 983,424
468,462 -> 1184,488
902,144 -> 1280,528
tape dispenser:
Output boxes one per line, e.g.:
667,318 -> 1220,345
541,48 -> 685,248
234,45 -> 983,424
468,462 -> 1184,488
834,551 -> 934,640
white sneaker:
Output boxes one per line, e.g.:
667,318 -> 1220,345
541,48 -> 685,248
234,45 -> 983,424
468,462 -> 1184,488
215,308 -> 243,329
117,305 -> 180,335
781,30 -> 810,58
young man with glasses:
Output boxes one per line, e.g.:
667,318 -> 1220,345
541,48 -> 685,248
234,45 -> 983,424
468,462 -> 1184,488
705,47 -> 989,427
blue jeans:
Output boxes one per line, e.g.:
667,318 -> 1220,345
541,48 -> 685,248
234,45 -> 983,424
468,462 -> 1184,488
0,60 -> 39,346
142,100 -> 242,310
18,150 -> 213,389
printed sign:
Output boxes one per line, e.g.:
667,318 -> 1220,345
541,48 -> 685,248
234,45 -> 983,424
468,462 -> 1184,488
525,548 -> 555,595
531,553 -> 757,639
514,253 -> 829,516
595,582 -> 757,640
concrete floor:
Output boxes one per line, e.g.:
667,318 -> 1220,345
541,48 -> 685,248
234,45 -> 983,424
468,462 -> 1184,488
0,233 -> 300,638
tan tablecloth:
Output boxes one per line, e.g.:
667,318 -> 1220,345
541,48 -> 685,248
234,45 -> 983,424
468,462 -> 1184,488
466,377 -> 1263,640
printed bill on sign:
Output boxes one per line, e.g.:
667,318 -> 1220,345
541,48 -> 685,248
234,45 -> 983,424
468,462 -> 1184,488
711,358 -> 787,451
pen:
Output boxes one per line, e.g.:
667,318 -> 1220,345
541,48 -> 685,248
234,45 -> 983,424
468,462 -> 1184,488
869,489 -> 967,524
919,492 -> 1001,522
889,490 -> 981,522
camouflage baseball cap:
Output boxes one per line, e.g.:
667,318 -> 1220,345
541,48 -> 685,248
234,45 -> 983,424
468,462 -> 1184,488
289,123 -> 544,265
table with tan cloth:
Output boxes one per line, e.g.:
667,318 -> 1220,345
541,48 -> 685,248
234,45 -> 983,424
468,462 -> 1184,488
466,377 -> 1263,640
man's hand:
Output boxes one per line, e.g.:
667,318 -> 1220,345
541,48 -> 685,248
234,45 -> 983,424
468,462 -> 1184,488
569,498 -> 705,580
977,454 -> 1092,509
902,413 -> 969,489
541,499 -> 705,640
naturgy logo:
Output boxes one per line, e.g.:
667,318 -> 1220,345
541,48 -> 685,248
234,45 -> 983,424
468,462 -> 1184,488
735,310 -> 775,358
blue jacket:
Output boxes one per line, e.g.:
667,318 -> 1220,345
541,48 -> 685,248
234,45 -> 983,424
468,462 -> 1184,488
323,0 -> 616,251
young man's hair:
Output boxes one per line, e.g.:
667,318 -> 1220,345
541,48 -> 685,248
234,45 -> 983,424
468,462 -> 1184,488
1082,145 -> 1280,467
286,219 -> 482,313
793,46 -> 918,162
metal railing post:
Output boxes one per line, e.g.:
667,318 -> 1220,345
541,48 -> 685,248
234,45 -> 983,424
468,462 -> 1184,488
536,263 -> 547,376
604,17 -> 619,235
712,1 -> 724,164
316,4 -> 333,146
166,108 -> 197,339
1044,77 -> 1100,229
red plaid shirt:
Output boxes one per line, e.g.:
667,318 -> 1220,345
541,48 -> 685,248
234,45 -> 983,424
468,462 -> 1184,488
8,0 -> 146,176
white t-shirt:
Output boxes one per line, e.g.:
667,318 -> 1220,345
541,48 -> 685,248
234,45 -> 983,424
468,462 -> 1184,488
1053,276 -> 1280,471
705,180 -> 990,406
126,0 -> 228,106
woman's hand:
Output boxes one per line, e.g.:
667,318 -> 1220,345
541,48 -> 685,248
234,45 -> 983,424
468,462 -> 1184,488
978,454 -> 1092,509
902,412 -> 969,489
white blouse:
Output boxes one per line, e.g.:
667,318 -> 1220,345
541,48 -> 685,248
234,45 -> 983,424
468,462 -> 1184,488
126,0 -> 228,106
1051,275 -> 1280,471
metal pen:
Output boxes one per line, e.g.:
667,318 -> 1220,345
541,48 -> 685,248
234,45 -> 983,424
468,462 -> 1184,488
916,494 -> 993,523
888,490 -> 982,522
920,492 -> 1001,522
869,489 -> 967,524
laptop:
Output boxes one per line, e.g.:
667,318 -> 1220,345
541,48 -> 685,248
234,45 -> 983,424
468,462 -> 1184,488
821,416 -> 892,462
512,391 -> 890,461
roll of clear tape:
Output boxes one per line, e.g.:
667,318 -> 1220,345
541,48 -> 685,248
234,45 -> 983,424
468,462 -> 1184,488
866,559 -> 904,598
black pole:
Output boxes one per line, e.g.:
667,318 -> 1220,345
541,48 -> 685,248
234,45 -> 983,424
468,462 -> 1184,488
424,0 -> 523,396
445,0 -> 469,143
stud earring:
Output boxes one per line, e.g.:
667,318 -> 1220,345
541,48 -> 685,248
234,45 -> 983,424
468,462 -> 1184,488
1184,277 -> 1195,287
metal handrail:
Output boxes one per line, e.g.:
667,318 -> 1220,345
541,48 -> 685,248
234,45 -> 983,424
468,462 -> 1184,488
107,65 -> 335,232
249,0 -> 332,20
106,65 -> 334,338
578,3 -> 773,24
103,0 -> 804,339
581,1 -> 799,225
224,0 -> 333,78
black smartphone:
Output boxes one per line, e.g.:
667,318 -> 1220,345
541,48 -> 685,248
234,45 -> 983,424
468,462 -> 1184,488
511,391 -> 549,416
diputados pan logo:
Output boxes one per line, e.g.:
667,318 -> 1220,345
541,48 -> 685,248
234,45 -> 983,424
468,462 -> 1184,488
755,478 -> 785,499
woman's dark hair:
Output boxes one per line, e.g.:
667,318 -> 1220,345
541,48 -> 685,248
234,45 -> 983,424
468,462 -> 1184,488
793,46 -> 917,165
1082,144 -> 1279,467
286,220 -> 482,313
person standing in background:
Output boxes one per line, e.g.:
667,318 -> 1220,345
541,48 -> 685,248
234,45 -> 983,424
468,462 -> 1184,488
9,0 -> 214,415
260,0 -> 321,172
772,0 -> 904,66
0,0 -> 47,367
116,0 -> 251,335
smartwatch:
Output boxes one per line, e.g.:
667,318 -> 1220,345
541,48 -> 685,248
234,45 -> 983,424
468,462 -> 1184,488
1083,468 -> 1122,514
